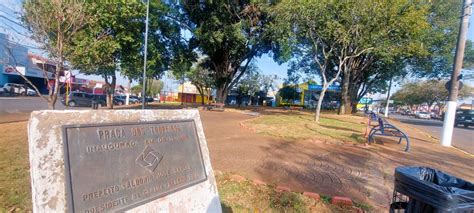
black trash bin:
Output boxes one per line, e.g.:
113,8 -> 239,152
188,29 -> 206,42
391,166 -> 474,212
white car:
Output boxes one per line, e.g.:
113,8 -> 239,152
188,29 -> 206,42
415,111 -> 431,119
2,83 -> 37,96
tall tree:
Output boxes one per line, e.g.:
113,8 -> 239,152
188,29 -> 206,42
410,0 -> 462,78
236,68 -> 261,106
146,79 -> 163,97
22,0 -> 90,109
180,2 -> 272,103
187,59 -> 214,105
392,80 -> 473,112
68,2 -> 183,108
272,1 -> 375,122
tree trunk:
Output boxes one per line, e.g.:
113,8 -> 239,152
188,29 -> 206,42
351,101 -> 358,113
349,88 -> 359,114
105,74 -> 116,109
215,85 -> 228,104
48,100 -> 55,110
196,86 -> 205,105
339,71 -> 351,114
315,86 -> 328,122
207,88 -> 211,104
49,62 -> 62,110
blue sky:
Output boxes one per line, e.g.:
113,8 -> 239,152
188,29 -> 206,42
0,0 -> 473,90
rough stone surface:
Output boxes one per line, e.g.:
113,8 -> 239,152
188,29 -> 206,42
331,196 -> 353,206
302,192 -> 320,201
28,109 -> 221,212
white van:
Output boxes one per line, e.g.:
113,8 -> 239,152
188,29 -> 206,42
2,83 -> 37,96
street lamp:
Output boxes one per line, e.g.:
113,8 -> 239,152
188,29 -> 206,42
141,0 -> 150,109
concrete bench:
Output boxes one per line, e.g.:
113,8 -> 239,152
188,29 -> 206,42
368,116 -> 410,152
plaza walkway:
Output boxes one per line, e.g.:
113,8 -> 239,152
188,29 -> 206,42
199,109 -> 474,211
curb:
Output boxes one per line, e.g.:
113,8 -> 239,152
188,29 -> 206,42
302,192 -> 320,201
331,196 -> 353,206
252,179 -> 267,186
276,185 -> 291,192
224,174 -> 357,208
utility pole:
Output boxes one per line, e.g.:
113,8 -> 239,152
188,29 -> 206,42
141,0 -> 150,109
441,0 -> 471,147
384,78 -> 393,118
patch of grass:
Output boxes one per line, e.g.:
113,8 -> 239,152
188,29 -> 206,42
354,202 -> 373,211
0,120 -> 370,212
216,173 -> 363,212
246,112 -> 367,144
0,122 -> 31,212
320,195 -> 331,203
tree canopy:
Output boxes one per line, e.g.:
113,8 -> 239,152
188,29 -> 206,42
22,0 -> 90,109
179,2 -> 273,103
65,2 -> 186,108
392,80 -> 473,108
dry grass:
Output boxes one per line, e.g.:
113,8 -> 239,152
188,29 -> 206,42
217,173 -> 362,212
0,121 -> 31,212
0,111 -> 372,212
246,112 -> 368,144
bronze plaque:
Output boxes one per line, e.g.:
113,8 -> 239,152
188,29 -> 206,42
62,120 -> 207,212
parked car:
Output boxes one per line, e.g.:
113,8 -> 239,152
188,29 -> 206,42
61,92 -> 106,107
130,96 -> 142,103
455,109 -> 474,128
430,112 -> 441,120
401,110 -> 412,116
113,96 -> 125,105
415,111 -> 431,119
2,83 -> 36,96
114,95 -> 139,104
145,96 -> 154,102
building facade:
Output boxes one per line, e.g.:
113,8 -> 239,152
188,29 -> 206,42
0,33 -> 55,94
177,81 -> 212,104
278,82 -> 341,109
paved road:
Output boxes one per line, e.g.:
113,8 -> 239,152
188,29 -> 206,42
0,96 -> 87,114
391,114 -> 473,154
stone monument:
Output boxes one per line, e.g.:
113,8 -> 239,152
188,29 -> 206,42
28,109 -> 221,212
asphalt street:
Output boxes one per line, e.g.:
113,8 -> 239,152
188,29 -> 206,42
0,96 -> 87,114
1,97 -> 472,154
391,114 -> 473,154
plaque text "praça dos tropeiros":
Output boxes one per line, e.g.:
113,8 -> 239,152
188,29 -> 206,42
62,120 -> 207,213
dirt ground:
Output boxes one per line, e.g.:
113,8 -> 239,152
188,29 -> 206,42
200,109 -> 474,211
0,107 -> 472,212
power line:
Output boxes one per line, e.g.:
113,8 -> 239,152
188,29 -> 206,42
0,14 -> 24,28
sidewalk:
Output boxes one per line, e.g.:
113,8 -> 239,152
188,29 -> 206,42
199,110 -> 474,211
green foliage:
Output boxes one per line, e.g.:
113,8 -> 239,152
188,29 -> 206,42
146,79 -> 163,97
269,192 -> 306,211
236,67 -> 261,96
22,0 -> 89,61
271,0 -> 433,115
181,2 -> 273,102
410,0 -> 462,78
67,2 -> 183,80
187,60 -> 214,95
131,85 -> 142,94
278,85 -> 300,103
22,0 -> 91,108
463,40 -> 474,70
392,80 -> 473,107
